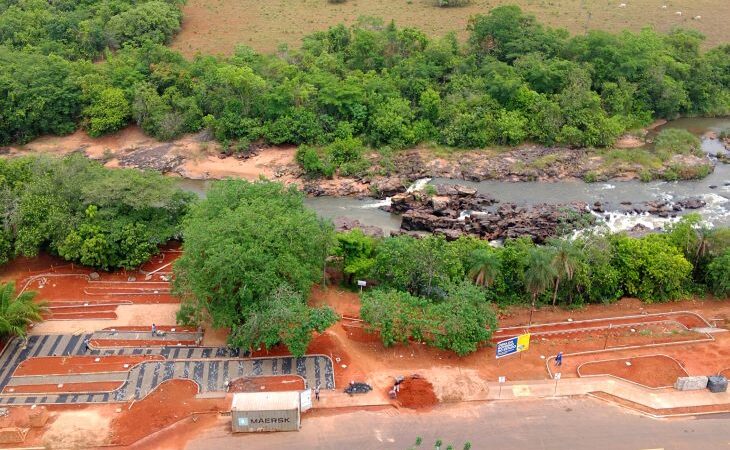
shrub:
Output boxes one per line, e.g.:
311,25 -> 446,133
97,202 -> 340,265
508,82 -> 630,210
707,251 -> 730,297
654,128 -> 702,158
434,0 -> 471,6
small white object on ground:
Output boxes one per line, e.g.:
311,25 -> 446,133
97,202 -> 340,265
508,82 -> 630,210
626,361 -> 632,366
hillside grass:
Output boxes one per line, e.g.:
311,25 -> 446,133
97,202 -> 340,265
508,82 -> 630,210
171,0 -> 730,56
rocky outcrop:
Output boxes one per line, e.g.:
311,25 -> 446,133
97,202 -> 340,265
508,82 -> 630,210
333,217 -> 384,237
116,144 -> 185,173
591,197 -> 707,218
386,184 -> 593,243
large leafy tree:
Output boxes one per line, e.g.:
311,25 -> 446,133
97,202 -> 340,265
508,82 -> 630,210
360,281 -> 497,356
0,154 -> 193,269
0,282 -> 46,341
610,234 -> 693,302
173,179 -> 337,355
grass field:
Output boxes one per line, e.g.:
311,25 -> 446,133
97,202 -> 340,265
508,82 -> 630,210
171,0 -> 730,57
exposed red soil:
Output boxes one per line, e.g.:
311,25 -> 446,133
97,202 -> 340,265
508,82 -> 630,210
309,285 -> 361,318
492,312 -> 707,341
341,321 -> 381,344
15,355 -> 164,376
0,403 -> 119,449
1,248 -> 182,315
44,309 -> 118,320
228,375 -> 305,393
3,381 -> 123,394
90,339 -> 196,348
108,379 -> 228,446
578,355 -> 687,388
395,376 -> 438,410
124,411 -> 222,450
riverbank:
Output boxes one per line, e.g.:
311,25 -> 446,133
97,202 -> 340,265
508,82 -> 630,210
5,121 -> 727,199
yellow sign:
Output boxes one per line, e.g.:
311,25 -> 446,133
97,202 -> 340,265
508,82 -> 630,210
516,333 -> 531,352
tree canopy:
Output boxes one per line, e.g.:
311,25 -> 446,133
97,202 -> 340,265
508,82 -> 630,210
173,179 -> 337,355
0,282 -> 45,340
0,154 -> 193,269
1,4 -> 728,152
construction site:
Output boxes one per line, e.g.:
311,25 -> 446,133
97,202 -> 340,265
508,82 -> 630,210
1,247 -> 730,448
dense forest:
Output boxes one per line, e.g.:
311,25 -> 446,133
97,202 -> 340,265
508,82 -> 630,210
1,2 -> 729,153
0,155 -> 193,269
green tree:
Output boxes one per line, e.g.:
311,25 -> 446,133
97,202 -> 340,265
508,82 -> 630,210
611,234 -> 692,302
230,285 -> 337,356
84,87 -> 130,137
106,2 -> 183,49
336,229 -> 378,285
429,282 -> 497,355
548,239 -> 580,306
524,247 -> 557,316
0,282 -> 46,341
173,179 -> 335,354
706,251 -> 730,298
467,248 -> 501,288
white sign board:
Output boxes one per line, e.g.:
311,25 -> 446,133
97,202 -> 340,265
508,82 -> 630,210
554,372 -> 561,380
357,280 -> 367,287
498,376 -> 506,384
300,389 -> 312,412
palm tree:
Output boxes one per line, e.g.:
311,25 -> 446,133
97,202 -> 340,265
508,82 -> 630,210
549,239 -> 581,306
467,248 -> 501,288
524,247 -> 557,326
0,282 -> 46,343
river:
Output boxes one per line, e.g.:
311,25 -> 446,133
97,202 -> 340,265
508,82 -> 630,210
179,118 -> 730,235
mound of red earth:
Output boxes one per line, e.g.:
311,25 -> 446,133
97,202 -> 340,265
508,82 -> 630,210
396,376 -> 438,410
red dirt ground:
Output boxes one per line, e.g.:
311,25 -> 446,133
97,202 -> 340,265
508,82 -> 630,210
578,355 -> 688,388
90,339 -> 196,348
15,355 -> 164,376
108,379 -> 228,446
228,375 -> 305,393
3,381 -> 123,394
1,247 -> 183,315
395,376 -> 438,410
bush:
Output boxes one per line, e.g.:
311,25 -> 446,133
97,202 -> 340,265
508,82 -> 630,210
434,0 -> 471,6
296,145 -> 333,178
707,251 -> 730,297
106,2 -> 182,49
611,234 -> 692,302
654,128 -> 702,158
84,88 -> 130,137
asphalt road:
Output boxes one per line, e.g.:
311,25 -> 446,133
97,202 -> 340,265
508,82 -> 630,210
186,397 -> 730,450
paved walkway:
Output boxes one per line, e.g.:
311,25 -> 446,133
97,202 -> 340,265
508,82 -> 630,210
0,334 -> 334,405
484,377 -> 730,411
89,329 -> 203,345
